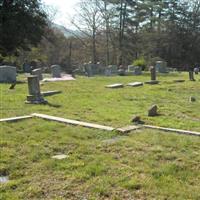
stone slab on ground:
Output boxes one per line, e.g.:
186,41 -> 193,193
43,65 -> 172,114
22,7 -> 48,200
173,80 -> 185,83
143,125 -> 200,136
117,125 -> 142,133
52,154 -> 69,160
0,115 -> 33,122
41,90 -> 62,97
43,74 -> 75,82
127,82 -> 143,87
145,80 -> 159,85
106,83 -> 124,88
32,113 -> 115,131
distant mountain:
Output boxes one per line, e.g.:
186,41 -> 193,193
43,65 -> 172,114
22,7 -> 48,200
51,23 -> 83,38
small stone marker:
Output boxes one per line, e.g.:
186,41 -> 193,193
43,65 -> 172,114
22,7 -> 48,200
106,83 -> 124,88
127,82 -> 143,87
31,68 -> 43,80
189,96 -> 196,102
148,105 -> 158,116
0,65 -> 16,83
26,75 -> 47,104
131,115 -> 141,123
52,154 -> 68,160
51,65 -> 61,78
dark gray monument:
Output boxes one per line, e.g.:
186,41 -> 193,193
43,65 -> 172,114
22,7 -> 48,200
0,66 -> 16,83
26,75 -> 47,104
145,66 -> 159,84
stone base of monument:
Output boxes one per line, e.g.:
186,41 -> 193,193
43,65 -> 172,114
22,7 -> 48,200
26,95 -> 48,104
145,80 -> 159,85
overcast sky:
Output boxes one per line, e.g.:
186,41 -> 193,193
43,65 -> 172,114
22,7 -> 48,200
42,0 -> 80,27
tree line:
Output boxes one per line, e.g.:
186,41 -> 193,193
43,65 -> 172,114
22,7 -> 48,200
0,0 -> 200,70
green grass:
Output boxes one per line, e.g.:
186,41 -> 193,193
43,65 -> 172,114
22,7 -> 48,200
0,73 -> 200,199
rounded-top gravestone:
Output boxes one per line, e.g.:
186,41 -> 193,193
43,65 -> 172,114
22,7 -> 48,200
0,65 -> 16,83
51,65 -> 61,78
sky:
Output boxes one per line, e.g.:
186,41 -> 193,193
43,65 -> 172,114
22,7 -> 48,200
42,0 -> 80,27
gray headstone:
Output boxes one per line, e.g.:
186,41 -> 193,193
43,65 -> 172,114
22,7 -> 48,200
128,65 -> 135,72
31,68 -> 43,80
155,61 -> 168,73
26,75 -> 47,104
148,105 -> 158,116
51,65 -> 61,78
133,66 -> 142,75
0,65 -> 16,83
127,82 -> 143,87
106,83 -> 124,88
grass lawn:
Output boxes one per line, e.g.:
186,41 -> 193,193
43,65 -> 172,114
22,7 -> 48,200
0,72 -> 200,199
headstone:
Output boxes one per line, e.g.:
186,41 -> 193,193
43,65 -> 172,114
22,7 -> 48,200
51,65 -> 61,78
131,115 -> 141,123
84,63 -> 93,77
105,65 -> 118,76
128,65 -> 135,72
189,96 -> 196,102
148,105 -> 158,116
31,68 -> 43,80
0,65 -> 16,83
155,61 -> 168,73
189,71 -> 195,81
133,66 -> 142,75
26,75 -> 47,104
145,66 -> 159,84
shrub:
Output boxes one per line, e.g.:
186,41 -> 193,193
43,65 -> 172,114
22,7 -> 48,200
132,57 -> 146,70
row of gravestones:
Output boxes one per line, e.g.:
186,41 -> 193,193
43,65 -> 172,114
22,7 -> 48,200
0,65 -> 62,83
84,61 -> 168,77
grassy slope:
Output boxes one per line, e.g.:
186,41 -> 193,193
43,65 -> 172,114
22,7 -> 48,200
0,73 -> 200,199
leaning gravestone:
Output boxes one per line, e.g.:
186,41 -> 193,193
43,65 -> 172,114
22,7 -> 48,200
0,66 -> 16,83
51,65 -> 61,78
26,75 -> 47,104
31,68 -> 43,80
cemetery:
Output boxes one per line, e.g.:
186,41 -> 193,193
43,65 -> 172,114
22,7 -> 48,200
0,69 -> 200,199
0,0 -> 200,199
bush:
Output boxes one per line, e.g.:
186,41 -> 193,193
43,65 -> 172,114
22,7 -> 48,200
132,57 -> 146,70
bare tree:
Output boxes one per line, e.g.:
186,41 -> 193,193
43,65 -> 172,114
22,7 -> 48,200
71,0 -> 103,64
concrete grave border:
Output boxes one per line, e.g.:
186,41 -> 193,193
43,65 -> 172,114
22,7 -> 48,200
0,113 -> 199,136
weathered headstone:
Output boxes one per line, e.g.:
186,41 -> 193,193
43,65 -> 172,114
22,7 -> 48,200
105,65 -> 118,76
31,68 -> 43,80
189,71 -> 195,81
128,65 -> 135,72
26,75 -> 47,104
51,65 -> 61,78
0,66 -> 16,83
133,66 -> 142,75
106,83 -> 124,88
148,105 -> 158,116
127,82 -> 143,87
156,61 -> 168,73
145,66 -> 159,84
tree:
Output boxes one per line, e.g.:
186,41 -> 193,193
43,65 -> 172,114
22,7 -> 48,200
0,0 -> 47,56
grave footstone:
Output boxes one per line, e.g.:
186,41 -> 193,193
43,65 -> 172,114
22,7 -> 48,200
127,82 -> 143,87
106,83 -> 124,88
51,65 -> 61,78
31,68 -> 43,80
26,75 -> 47,104
0,65 -> 16,83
